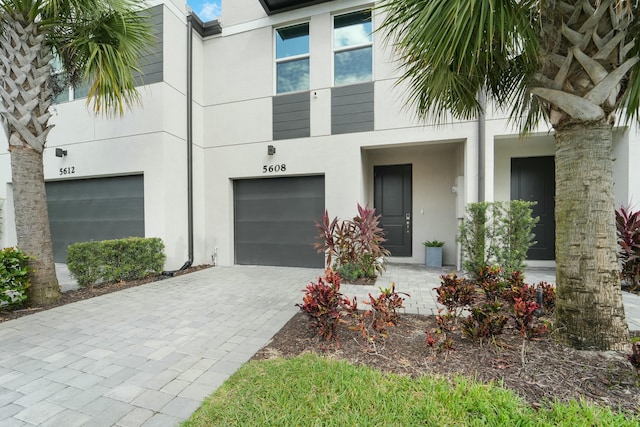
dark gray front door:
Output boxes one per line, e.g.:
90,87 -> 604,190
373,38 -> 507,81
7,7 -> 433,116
374,164 -> 412,257
510,156 -> 555,260
46,175 -> 145,262
234,175 -> 324,268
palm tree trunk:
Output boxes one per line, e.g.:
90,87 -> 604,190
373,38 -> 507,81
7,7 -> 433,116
10,145 -> 60,304
1,12 -> 60,305
554,122 -> 628,351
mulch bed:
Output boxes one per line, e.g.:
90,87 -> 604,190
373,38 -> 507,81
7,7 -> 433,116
0,265 -> 211,323
253,311 -> 640,415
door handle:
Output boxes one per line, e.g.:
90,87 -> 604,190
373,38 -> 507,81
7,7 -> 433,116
405,213 -> 411,233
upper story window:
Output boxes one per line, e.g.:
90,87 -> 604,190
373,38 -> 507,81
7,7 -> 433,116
275,23 -> 310,94
51,55 -> 90,104
333,10 -> 372,86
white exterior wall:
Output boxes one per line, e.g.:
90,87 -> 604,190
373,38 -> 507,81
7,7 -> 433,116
201,0 -> 478,267
3,0 -> 640,270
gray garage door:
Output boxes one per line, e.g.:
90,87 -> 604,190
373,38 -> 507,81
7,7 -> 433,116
46,175 -> 145,262
234,175 -> 324,268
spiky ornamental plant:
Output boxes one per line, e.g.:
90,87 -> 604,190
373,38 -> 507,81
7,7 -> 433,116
0,0 -> 151,304
381,0 -> 640,350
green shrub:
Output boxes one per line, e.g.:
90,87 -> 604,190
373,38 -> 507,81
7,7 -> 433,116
0,198 -> 4,240
458,202 -> 493,278
67,237 -> 166,287
0,247 -> 30,308
495,200 -> 539,276
67,242 -> 102,287
100,237 -> 165,282
336,259 -> 375,282
458,201 -> 538,279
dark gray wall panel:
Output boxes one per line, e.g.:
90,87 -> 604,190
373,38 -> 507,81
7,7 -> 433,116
331,82 -> 374,135
134,5 -> 164,86
46,175 -> 145,262
234,176 -> 324,268
273,92 -> 310,140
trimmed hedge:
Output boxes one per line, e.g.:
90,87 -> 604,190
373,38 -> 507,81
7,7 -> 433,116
0,247 -> 31,308
67,237 -> 166,287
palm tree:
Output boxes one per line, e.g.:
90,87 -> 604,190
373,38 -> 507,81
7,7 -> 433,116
0,0 -> 151,305
380,0 -> 639,351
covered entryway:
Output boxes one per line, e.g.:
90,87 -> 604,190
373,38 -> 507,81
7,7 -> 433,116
233,175 -> 324,268
374,164 -> 413,257
46,175 -> 145,262
511,156 -> 555,260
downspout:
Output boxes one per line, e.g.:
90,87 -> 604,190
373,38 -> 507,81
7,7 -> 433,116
184,13 -> 194,269
477,90 -> 486,202
162,12 -> 195,276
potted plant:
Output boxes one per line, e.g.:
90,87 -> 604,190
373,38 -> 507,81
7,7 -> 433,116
423,240 -> 444,268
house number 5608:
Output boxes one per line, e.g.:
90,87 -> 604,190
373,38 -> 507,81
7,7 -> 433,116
262,164 -> 286,173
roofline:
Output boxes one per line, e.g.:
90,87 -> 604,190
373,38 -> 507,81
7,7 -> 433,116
258,0 -> 334,15
189,12 -> 222,37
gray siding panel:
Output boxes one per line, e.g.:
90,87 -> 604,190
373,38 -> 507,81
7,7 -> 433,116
332,103 -> 374,115
332,122 -> 374,134
332,92 -> 374,106
134,5 -> 164,86
333,111 -> 376,125
273,92 -> 310,140
273,109 -> 309,123
274,129 -> 311,140
273,120 -> 311,132
331,82 -> 374,135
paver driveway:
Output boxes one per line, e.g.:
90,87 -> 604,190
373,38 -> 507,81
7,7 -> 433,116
0,266 -> 320,426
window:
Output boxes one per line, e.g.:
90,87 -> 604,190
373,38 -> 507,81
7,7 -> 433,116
333,10 -> 372,86
51,55 -> 90,103
72,80 -> 90,99
275,23 -> 310,94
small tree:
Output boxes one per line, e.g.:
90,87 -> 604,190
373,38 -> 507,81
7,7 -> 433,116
495,200 -> 538,276
458,202 -> 493,279
459,201 -> 538,279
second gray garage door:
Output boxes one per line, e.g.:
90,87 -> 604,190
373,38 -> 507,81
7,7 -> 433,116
234,175 -> 324,268
46,175 -> 145,262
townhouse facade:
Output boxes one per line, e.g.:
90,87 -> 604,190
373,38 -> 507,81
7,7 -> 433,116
1,0 -> 640,271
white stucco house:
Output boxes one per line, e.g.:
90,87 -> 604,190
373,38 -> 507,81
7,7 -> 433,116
1,0 -> 640,271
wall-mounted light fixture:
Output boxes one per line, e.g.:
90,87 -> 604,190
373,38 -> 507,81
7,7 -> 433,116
55,148 -> 67,157
268,145 -> 276,155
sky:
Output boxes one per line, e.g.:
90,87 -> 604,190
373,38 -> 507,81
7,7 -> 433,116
187,0 -> 222,21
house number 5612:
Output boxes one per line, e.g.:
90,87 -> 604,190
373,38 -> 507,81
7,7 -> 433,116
59,166 -> 76,176
262,164 -> 286,173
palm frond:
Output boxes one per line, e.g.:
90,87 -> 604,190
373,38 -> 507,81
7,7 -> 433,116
379,0 -> 540,125
42,0 -> 152,116
620,1 -> 640,125
380,0 -> 539,129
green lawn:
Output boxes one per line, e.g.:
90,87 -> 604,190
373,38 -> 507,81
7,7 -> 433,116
182,354 -> 638,426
